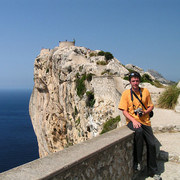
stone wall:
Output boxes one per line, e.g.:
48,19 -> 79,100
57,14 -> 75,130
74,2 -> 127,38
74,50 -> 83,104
0,126 -> 146,180
92,76 -> 121,118
92,76 -> 116,100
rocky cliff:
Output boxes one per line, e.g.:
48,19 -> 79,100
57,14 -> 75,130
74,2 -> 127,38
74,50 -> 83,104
147,69 -> 171,84
29,42 -> 165,157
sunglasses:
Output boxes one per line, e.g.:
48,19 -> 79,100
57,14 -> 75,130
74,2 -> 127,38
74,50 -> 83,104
129,72 -> 141,81
129,72 -> 140,77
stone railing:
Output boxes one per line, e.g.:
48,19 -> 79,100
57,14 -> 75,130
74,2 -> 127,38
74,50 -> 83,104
0,126 -> 145,180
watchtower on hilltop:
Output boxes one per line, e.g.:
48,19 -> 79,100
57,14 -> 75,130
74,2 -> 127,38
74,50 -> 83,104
59,40 -> 75,48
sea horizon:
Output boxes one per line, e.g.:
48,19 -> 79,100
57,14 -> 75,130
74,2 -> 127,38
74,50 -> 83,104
0,89 -> 39,173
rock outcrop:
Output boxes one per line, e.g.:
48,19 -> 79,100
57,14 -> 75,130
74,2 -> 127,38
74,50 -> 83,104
125,64 -> 144,73
29,42 -> 166,157
147,69 -> 171,84
29,43 -> 130,157
175,81 -> 180,113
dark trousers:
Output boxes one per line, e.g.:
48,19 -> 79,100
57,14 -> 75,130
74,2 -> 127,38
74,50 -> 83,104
127,121 -> 158,174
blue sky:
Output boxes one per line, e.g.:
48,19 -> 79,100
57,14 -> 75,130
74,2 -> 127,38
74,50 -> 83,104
0,0 -> 179,89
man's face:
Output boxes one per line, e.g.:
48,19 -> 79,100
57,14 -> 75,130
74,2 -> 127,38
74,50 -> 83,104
130,77 -> 140,90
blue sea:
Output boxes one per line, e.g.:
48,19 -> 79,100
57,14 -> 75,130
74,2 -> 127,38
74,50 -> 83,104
0,89 -> 39,173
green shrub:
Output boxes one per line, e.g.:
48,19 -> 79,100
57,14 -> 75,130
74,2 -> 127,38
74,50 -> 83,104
65,137 -> 73,148
76,73 -> 94,98
98,51 -> 105,56
90,52 -> 97,57
153,80 -> 164,88
101,70 -> 113,75
97,51 -> 114,61
86,73 -> 93,82
74,106 -> 78,116
76,74 -> 86,97
100,116 -> 121,134
123,76 -> 129,81
76,72 -> 80,78
86,91 -> 95,107
141,74 -> 153,83
72,112 -> 75,120
126,68 -> 134,73
141,74 -> 164,88
158,85 -> 180,109
96,61 -> 108,65
46,68 -> 49,73
75,117 -> 80,126
105,52 -> 114,60
123,69 -> 135,80
79,66 -> 83,72
67,66 -> 72,73
72,106 -> 78,120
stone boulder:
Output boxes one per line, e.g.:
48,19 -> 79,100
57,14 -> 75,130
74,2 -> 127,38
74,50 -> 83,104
125,64 -> 144,73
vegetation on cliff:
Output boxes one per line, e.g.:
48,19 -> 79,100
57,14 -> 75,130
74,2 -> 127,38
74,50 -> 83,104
86,91 -> 95,107
100,116 -> 121,134
76,73 -> 87,98
158,85 -> 180,109
96,61 -> 108,65
90,50 -> 114,61
98,51 -> 114,61
75,73 -> 95,108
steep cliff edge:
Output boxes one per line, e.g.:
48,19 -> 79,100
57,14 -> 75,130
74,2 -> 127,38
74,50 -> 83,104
29,43 -> 130,157
29,42 -> 164,157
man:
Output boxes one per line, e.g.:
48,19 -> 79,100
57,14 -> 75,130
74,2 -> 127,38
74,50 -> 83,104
118,71 -> 161,180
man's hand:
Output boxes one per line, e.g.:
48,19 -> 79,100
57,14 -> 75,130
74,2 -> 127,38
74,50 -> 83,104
142,106 -> 154,116
123,110 -> 141,128
132,119 -> 141,128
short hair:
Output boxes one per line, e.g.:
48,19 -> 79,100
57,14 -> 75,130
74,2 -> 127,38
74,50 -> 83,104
128,71 -> 141,81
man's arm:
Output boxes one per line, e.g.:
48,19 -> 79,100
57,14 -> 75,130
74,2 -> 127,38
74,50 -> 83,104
122,110 -> 141,128
143,105 -> 154,115
143,88 -> 154,115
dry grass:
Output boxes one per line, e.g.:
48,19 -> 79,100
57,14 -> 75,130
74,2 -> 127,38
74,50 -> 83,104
158,85 -> 180,109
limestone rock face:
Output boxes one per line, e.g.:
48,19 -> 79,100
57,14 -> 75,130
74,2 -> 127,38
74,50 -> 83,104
29,45 -> 129,157
147,69 -> 171,84
177,81 -> 180,88
125,64 -> 144,73
29,44 -> 166,157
